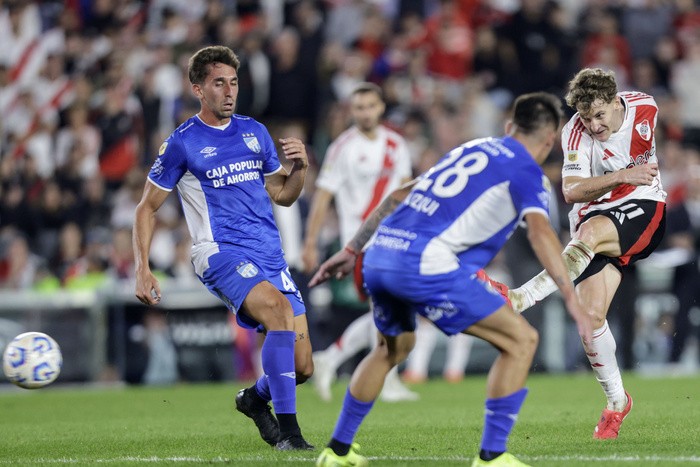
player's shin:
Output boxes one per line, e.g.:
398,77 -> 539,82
512,239 -> 594,312
479,388 -> 529,460
583,320 -> 626,410
261,331 -> 298,433
328,389 -> 375,456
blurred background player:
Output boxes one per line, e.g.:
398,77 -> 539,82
402,320 -> 473,383
302,82 -> 417,402
482,68 -> 667,439
133,46 -> 313,450
311,92 -> 592,467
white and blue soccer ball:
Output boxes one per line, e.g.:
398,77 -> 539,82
2,332 -> 62,389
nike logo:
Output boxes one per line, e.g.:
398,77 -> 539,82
281,372 -> 297,379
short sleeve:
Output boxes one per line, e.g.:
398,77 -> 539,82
395,137 -> 414,180
509,163 -> 550,220
148,135 -> 188,191
259,124 -> 282,175
561,122 -> 593,179
316,139 -> 347,194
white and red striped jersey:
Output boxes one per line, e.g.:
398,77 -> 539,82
561,91 -> 667,233
316,125 -> 413,245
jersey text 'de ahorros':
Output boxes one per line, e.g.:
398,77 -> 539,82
148,114 -> 286,276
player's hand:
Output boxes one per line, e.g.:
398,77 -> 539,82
563,293 -> 592,345
279,138 -> 308,169
622,163 -> 658,186
135,269 -> 162,305
308,248 -> 357,287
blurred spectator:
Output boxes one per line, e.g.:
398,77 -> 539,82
581,10 -> 632,81
74,174 -> 113,233
324,0 -> 366,47
497,0 -> 569,94
94,76 -> 144,189
422,0 -> 474,81
0,230 -> 42,290
50,222 -> 84,285
665,162 -> 700,365
671,33 -> 700,149
110,167 -> 146,229
236,30 -> 271,119
264,27 -> 317,139
30,180 -> 73,259
620,0 -> 674,62
109,227 -> 134,280
55,103 -> 101,180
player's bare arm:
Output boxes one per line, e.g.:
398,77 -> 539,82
563,162 -> 659,203
302,188 -> 334,273
133,182 -> 169,305
309,180 -> 416,287
524,212 -> 592,344
265,137 -> 308,206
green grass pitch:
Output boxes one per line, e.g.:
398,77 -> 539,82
0,373 -> 698,466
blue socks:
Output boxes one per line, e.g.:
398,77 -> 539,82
480,388 -> 529,453
331,389 -> 375,445
258,330 -> 296,414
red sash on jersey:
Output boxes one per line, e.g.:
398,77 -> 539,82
353,136 -> 398,301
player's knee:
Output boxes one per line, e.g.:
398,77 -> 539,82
588,310 -> 607,329
257,297 -> 294,330
513,322 -> 538,358
575,219 -> 606,251
387,337 -> 415,366
583,298 -> 608,328
524,325 -> 539,355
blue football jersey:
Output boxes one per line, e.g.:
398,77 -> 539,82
148,114 -> 285,276
364,136 -> 551,276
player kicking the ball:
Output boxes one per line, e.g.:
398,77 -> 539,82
480,68 -> 666,440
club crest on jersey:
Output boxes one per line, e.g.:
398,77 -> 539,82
243,133 -> 261,153
236,262 -> 259,278
200,146 -> 218,158
567,151 -> 578,162
635,119 -> 651,141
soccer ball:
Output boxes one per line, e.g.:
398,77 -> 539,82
2,332 -> 62,389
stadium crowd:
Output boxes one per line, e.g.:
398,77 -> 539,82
1,0 -> 700,375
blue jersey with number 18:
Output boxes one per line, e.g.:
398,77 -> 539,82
364,136 -> 551,276
147,114 -> 286,276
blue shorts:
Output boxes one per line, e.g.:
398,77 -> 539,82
200,250 -> 306,330
363,265 -> 505,336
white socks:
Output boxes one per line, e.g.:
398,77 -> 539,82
444,333 -> 473,377
323,311 -> 375,370
510,239 -> 595,313
584,320 -> 627,411
404,320 -> 439,379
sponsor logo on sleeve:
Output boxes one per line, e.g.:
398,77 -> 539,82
151,158 -> 164,175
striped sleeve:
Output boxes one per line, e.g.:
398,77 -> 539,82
561,116 -> 593,178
